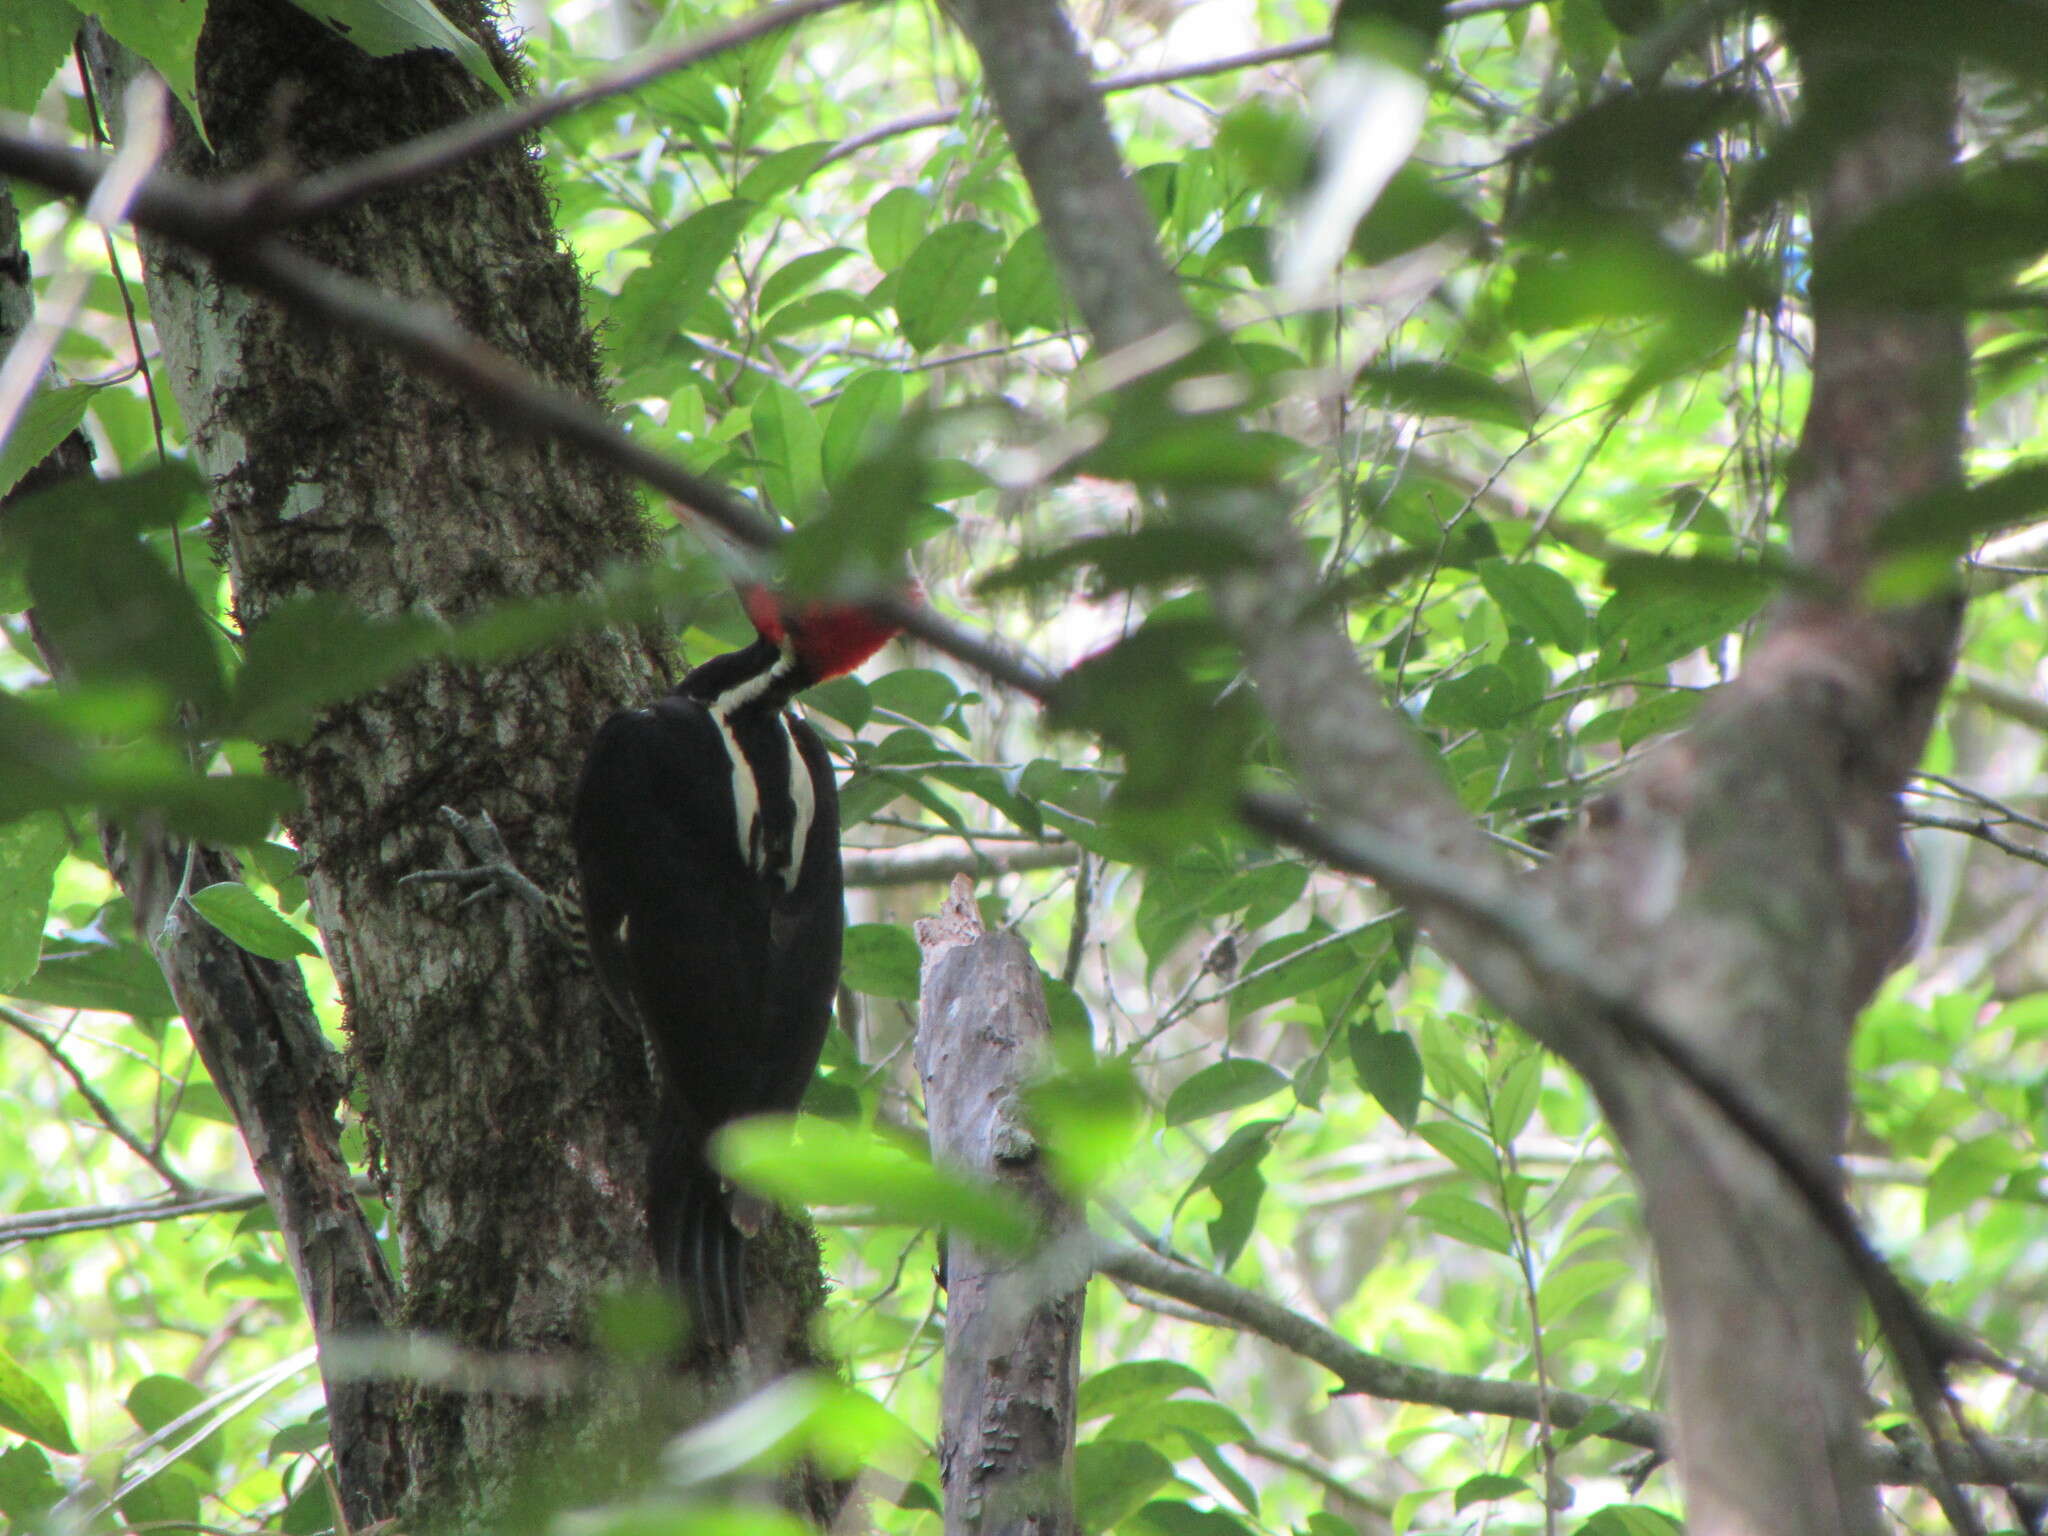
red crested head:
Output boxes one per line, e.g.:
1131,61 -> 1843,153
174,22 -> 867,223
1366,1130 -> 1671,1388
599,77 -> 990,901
743,583 -> 915,683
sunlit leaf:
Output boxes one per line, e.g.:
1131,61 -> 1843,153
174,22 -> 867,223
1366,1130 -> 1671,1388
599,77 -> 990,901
715,1118 -> 1034,1252
1410,1192 -> 1513,1255
1479,558 -> 1589,652
1164,1058 -> 1288,1125
0,812 -> 66,991
1078,1360 -> 1212,1421
841,922 -> 919,1000
187,882 -> 320,961
1349,1024 -> 1422,1129
0,383 -> 99,507
283,0 -> 512,99
0,1348 -> 74,1453
68,0 -> 206,132
895,221 -> 1003,350
1075,1440 -> 1177,1535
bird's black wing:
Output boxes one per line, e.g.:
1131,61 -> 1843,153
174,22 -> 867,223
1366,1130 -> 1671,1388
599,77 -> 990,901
570,697 -> 772,1345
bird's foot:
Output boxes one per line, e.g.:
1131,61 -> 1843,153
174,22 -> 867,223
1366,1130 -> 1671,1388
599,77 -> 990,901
402,807 -> 552,913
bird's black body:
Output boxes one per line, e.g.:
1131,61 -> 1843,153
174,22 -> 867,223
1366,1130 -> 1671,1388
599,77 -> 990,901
570,632 -> 848,1347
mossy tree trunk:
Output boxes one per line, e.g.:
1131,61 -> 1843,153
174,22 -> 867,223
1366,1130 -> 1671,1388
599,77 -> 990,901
84,1 -> 837,1524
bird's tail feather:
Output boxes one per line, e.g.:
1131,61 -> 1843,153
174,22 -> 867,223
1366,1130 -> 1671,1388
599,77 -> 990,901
648,1134 -> 747,1349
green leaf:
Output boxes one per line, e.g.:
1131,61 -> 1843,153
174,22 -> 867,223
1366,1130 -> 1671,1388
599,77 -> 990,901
610,199 -> 760,371
1596,553 -> 1776,677
0,1441 -> 63,1525
821,369 -> 904,491
1359,362 -> 1536,429
978,527 -> 1263,599
997,225 -> 1067,335
1164,1058 -> 1288,1125
1079,1360 -> 1211,1420
0,383 -> 99,506
761,287 -> 874,339
1423,662 -> 1541,731
735,141 -> 831,203
1229,926 -> 1377,1020
1101,1398 -> 1252,1450
1410,1192 -> 1513,1255
760,246 -> 855,316
127,1374 -> 223,1472
895,221 -> 1003,350
1416,1119 -> 1502,1182
0,812 -> 66,991
752,382 -> 824,518
1074,1439 -> 1177,1535
280,1467 -> 337,1536
804,675 -> 871,731
715,1118 -> 1035,1252
867,186 -> 932,271
1129,1499 -> 1255,1536
1456,1473 -> 1532,1509
187,882 -> 320,961
281,0 -> 512,100
1872,460 -> 2048,565
118,1463 -> 202,1534
67,0 -> 205,134
1024,1058 -> 1143,1196
230,593 -> 437,742
1206,1165 -> 1265,1269
0,0 -> 78,119
1577,1504 -> 1683,1536
1490,1051 -> 1544,1144
0,1346 -> 76,1453
1479,558 -> 1590,652
1537,1258 -> 1634,1325
1348,1024 -> 1422,1128
1577,688 -> 1705,750
6,466 -> 225,722
1051,615 -> 1258,853
1925,1134 -> 2032,1225
1350,162 -> 1483,263
14,930 -> 177,1019
1185,1119 -> 1281,1200
841,922 -> 920,1000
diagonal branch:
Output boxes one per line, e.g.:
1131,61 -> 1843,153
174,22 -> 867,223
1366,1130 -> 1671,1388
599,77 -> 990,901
1097,1241 -> 2048,1490
1,1003 -> 193,1194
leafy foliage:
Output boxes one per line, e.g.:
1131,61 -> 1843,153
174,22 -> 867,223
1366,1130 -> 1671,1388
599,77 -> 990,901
6,0 -> 2048,1533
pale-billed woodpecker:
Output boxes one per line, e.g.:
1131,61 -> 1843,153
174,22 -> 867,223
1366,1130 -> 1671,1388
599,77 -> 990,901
413,585 -> 903,1346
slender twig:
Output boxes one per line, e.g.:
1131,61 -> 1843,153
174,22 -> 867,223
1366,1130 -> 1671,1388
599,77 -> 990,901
1903,810 -> 2048,872
2,1003 -> 192,1194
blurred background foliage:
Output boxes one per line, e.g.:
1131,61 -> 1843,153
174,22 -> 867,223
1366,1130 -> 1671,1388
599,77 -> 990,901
3,0 -> 2048,1532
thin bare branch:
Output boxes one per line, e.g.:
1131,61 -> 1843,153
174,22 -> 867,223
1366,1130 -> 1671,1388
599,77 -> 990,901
1097,1242 -> 2048,1489
1,1002 -> 192,1194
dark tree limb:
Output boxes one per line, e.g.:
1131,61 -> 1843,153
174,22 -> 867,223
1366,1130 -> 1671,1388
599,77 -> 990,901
0,192 -> 402,1527
915,877 -> 1085,1536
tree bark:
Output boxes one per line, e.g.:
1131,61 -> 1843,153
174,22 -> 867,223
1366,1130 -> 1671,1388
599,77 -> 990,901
916,878 -> 1084,1536
80,2 -> 837,1523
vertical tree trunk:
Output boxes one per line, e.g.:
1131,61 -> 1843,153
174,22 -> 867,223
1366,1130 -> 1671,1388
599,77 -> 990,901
917,879 -> 1084,1536
83,1 -> 837,1523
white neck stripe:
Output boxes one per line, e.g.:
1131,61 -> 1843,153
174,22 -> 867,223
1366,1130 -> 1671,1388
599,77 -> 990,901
712,643 -> 798,719
712,711 -> 762,870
